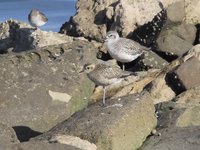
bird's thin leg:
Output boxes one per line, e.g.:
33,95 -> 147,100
122,63 -> 125,71
103,86 -> 106,105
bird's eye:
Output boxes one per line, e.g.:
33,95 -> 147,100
86,66 -> 90,70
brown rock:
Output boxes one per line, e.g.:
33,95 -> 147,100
174,57 -> 200,89
166,1 -> 185,22
185,0 -> 200,24
175,86 -> 200,106
60,0 -> 163,42
147,74 -> 175,104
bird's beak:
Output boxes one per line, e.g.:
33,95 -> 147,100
79,68 -> 84,73
104,37 -> 108,42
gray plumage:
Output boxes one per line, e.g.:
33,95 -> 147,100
105,31 -> 150,70
81,63 -> 132,105
28,8 -> 48,28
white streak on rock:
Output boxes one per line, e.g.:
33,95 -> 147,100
49,90 -> 71,103
51,135 -> 97,150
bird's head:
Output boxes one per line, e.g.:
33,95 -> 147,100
79,63 -> 96,73
105,31 -> 119,42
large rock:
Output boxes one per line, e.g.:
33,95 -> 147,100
60,0 -> 164,42
140,86 -> 200,150
34,93 -> 157,150
110,0 -> 163,37
156,22 -> 196,56
0,40 -> 97,132
0,19 -> 73,52
167,57 -> 200,91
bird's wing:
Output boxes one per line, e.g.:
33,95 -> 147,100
120,38 -> 150,55
39,11 -> 48,22
97,64 -> 130,79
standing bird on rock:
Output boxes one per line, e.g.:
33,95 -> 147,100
28,8 -> 48,29
80,63 -> 132,105
105,31 -> 150,70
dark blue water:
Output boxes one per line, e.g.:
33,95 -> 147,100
0,0 -> 76,32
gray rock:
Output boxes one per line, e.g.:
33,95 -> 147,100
140,127 -> 200,150
173,86 -> 200,127
5,141 -> 81,150
175,86 -> 200,107
139,83 -> 200,150
166,1 -> 185,22
0,40 -> 97,132
156,22 -> 196,56
138,51 -> 169,69
34,93 -> 157,150
0,123 -> 19,149
171,57 -> 200,90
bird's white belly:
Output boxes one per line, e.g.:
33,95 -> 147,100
108,49 -> 141,63
31,16 -> 46,27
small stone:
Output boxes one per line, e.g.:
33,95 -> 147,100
151,129 -> 157,135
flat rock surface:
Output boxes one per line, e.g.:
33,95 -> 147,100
34,93 -> 157,150
0,39 -> 97,132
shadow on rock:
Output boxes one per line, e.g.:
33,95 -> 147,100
194,24 -> 200,45
13,28 -> 35,52
13,126 -> 42,142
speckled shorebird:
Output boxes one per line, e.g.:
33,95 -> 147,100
80,63 -> 132,105
28,8 -> 48,29
105,31 -> 150,70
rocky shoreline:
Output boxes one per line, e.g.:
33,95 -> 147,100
1,0 -> 200,150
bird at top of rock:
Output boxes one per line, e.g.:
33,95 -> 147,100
105,31 -> 150,70
80,63 -> 133,105
28,8 -> 48,29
